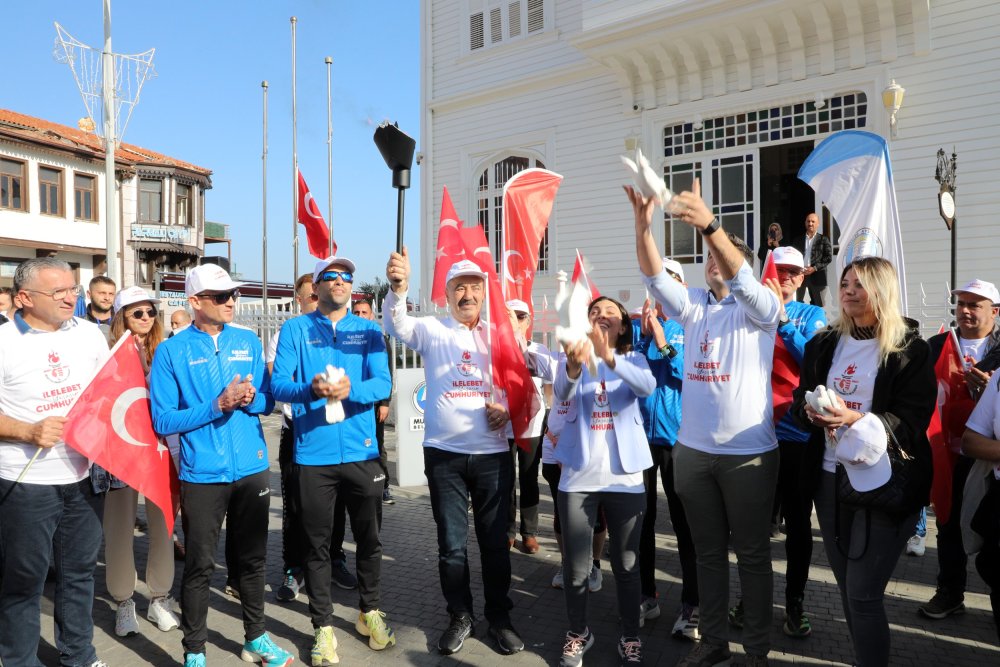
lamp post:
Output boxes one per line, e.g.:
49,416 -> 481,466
373,122 -> 416,257
882,79 -> 905,139
935,147 -> 958,302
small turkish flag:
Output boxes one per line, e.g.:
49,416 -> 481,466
571,249 -> 601,301
63,334 -> 180,532
297,169 -> 334,259
430,186 -> 468,307
762,250 -> 799,423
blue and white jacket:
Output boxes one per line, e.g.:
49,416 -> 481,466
150,324 -> 274,483
775,300 -> 827,443
634,318 -> 685,447
270,311 -> 391,466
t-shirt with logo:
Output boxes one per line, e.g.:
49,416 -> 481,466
822,335 -> 880,473
964,370 -> 1000,479
0,317 -> 110,484
960,336 -> 988,367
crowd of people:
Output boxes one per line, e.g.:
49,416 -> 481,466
1,177 -> 999,667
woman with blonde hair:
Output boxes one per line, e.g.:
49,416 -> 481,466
102,286 -> 180,637
793,256 -> 935,666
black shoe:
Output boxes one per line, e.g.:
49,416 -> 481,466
382,487 -> 396,505
438,613 -> 474,655
489,622 -> 524,655
331,558 -> 358,590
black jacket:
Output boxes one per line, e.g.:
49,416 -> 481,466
792,319 -> 936,513
793,233 -> 833,287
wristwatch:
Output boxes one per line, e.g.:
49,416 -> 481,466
778,314 -> 791,328
701,217 -> 720,236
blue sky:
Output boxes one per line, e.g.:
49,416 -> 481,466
5,1 -> 422,292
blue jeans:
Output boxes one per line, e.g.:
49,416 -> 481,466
0,478 -> 104,667
915,506 -> 927,538
423,447 -> 513,624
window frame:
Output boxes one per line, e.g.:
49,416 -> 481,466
73,172 -> 98,222
175,182 -> 191,227
38,165 -> 64,218
0,157 -> 28,213
465,0 -> 548,53
139,177 -> 164,223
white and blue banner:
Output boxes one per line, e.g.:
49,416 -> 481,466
798,130 -> 907,313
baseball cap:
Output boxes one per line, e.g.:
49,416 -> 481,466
952,279 -> 1000,305
185,264 -> 244,297
445,260 -> 487,284
835,414 -> 891,492
113,286 -> 161,312
313,256 -> 358,283
771,246 -> 805,269
662,258 -> 685,282
506,299 -> 530,314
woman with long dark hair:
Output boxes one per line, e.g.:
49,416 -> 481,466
793,257 -> 935,666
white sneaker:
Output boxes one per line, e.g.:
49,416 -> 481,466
147,595 -> 180,631
639,596 -> 660,628
672,604 -> 700,641
587,565 -> 603,593
115,598 -> 140,637
907,534 -> 926,557
88,660 -> 110,667
551,567 -> 564,589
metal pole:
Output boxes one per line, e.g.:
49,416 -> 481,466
262,81 -> 269,318
326,56 -> 334,255
396,189 -> 405,256
102,0 -> 119,283
291,16 -> 299,283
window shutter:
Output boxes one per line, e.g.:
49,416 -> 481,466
470,12 -> 485,50
508,1 -> 522,38
490,7 -> 503,44
527,0 -> 544,33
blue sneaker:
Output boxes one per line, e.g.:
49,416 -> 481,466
184,653 -> 206,667
240,632 -> 294,666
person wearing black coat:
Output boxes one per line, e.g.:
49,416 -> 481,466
792,256 -> 935,667
792,213 -> 833,307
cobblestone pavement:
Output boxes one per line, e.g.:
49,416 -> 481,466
32,413 -> 1000,665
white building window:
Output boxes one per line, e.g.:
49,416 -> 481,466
468,0 -> 546,52
475,154 -> 550,274
139,178 -> 163,223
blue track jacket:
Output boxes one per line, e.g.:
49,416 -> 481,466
270,311 -> 391,466
634,318 -> 685,447
775,300 -> 827,443
150,324 -> 274,484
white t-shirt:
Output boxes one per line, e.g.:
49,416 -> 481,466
822,335 -> 880,472
959,335 -> 988,367
964,371 -> 1000,479
558,380 -> 644,493
383,290 -> 508,455
0,317 -> 110,484
542,399 -> 571,464
506,341 -> 550,440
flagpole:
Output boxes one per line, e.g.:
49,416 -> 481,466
325,56 -> 334,256
291,16 -> 299,282
261,80 -> 269,321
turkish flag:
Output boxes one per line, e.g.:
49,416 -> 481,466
502,168 -> 562,330
459,225 -> 540,450
430,186 -> 468,307
63,334 -> 180,532
928,330 -> 974,524
297,169 -> 334,259
762,250 -> 799,423
571,249 -> 601,301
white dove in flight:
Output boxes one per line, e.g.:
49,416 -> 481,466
620,147 -> 682,214
554,270 -> 599,377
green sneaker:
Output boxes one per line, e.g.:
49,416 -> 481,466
356,609 -> 396,650
311,625 -> 339,666
783,600 -> 812,638
728,599 -> 744,629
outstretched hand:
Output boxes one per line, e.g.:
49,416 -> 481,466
671,178 -> 714,230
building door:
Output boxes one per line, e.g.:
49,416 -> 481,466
758,140 -> 815,263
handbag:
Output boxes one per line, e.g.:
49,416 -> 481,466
835,413 -> 915,515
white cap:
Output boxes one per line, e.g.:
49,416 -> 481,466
952,279 -> 1000,305
185,264 -> 244,297
114,286 -> 160,312
662,258 -> 685,282
506,299 -> 530,314
771,246 -> 805,269
445,260 -> 487,284
312,256 -> 358,283
835,413 -> 892,492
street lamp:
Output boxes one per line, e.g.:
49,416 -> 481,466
934,147 -> 958,298
882,79 -> 905,139
373,121 -> 416,255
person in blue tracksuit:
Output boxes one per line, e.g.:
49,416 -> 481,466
271,255 -> 394,665
635,258 -> 701,641
150,264 -> 291,667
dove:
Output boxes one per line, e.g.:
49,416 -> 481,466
554,270 -> 599,376
620,147 -> 683,214
804,385 -> 838,416
323,364 -> 346,424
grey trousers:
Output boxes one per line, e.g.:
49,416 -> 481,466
673,444 -> 779,656
559,489 -> 645,636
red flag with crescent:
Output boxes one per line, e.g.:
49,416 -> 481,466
63,334 -> 180,532
431,186 -> 468,307
297,169 -> 334,259
459,224 -> 540,451
928,330 -> 975,524
571,249 -> 601,301
762,250 -> 799,423
502,168 -> 562,334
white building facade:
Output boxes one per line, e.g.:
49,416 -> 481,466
420,0 -> 999,332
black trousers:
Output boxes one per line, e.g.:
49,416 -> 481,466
936,454 -> 974,596
298,459 -> 384,627
776,439 -> 814,605
507,436 -> 543,539
796,282 -> 824,308
278,424 -> 309,571
181,470 -> 270,653
376,417 -> 390,488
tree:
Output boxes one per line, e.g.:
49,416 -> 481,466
356,275 -> 391,310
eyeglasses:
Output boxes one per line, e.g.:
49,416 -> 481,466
317,270 -> 354,284
198,289 -> 240,304
515,313 -> 529,321
776,267 -> 804,277
23,285 -> 82,301
129,307 -> 157,320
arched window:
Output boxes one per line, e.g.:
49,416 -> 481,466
475,154 -> 550,274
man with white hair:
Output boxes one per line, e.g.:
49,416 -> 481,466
384,248 -> 524,657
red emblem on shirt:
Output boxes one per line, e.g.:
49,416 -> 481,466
834,363 -> 858,395
44,349 -> 71,384
457,349 -> 478,377
699,330 -> 715,359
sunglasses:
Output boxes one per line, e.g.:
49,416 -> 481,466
317,270 -> 354,284
515,313 -> 529,321
128,307 -> 157,320
198,289 -> 240,304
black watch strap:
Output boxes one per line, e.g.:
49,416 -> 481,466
701,218 -> 721,236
